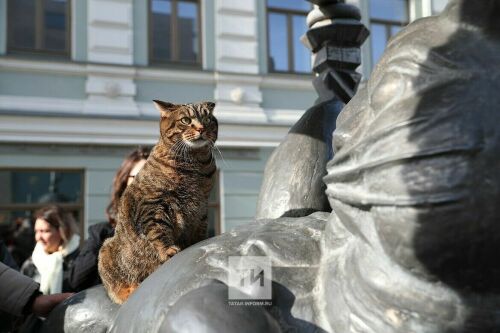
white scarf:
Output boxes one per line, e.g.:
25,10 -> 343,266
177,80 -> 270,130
32,234 -> 80,295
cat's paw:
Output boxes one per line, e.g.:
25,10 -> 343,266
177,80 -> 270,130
113,283 -> 139,304
160,245 -> 181,262
166,245 -> 180,257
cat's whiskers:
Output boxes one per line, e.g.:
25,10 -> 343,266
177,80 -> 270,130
169,141 -> 182,156
202,141 -> 216,164
170,141 -> 189,163
211,141 -> 227,168
183,146 -> 193,164
179,140 -> 197,165
207,142 -> 216,164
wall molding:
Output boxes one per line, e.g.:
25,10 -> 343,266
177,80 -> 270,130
0,56 -> 310,144
0,94 -> 304,125
0,95 -> 84,114
0,58 -> 87,76
0,114 -> 291,147
0,58 -> 315,91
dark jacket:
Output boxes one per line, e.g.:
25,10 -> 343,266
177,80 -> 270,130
0,240 -> 32,331
68,222 -> 114,291
0,261 -> 39,316
21,248 -> 80,293
0,240 -> 18,271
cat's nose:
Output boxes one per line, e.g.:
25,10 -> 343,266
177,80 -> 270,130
197,127 -> 205,134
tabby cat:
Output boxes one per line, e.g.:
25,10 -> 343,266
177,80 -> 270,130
98,100 -> 218,304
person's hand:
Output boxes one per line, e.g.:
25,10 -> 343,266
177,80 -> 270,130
31,293 -> 74,317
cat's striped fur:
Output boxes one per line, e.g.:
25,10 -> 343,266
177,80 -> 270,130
98,100 -> 217,304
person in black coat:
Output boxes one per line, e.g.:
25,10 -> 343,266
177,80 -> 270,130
1,240 -> 73,331
0,261 -> 73,317
68,146 -> 151,292
68,222 -> 114,291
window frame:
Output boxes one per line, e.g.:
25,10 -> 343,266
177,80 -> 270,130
369,0 -> 409,67
431,0 -> 448,15
266,2 -> 311,74
6,0 -> 72,57
207,170 -> 221,237
369,17 -> 409,43
0,167 -> 85,240
148,0 -> 202,67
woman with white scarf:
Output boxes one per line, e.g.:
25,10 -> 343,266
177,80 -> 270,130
21,205 -> 80,295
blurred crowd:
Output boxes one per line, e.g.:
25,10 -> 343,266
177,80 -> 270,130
0,146 -> 151,331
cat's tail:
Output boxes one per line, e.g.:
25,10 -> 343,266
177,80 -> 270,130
98,238 -> 136,304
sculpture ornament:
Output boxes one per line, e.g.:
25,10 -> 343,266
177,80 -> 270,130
256,0 -> 368,220
41,0 -> 500,332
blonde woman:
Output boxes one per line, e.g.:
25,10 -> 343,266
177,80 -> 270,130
21,205 -> 80,294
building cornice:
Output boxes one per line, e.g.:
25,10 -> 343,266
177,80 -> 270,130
0,95 -> 303,125
0,57 -> 315,91
0,57 -> 87,76
0,114 -> 290,148
0,57 -> 311,147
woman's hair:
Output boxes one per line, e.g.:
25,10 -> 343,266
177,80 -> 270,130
106,146 -> 151,226
34,205 -> 78,246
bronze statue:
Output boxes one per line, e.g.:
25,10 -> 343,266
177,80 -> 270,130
41,1 -> 500,332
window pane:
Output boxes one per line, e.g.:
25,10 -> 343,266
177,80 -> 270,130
0,210 -> 32,228
390,25 -> 402,37
292,15 -> 310,73
432,0 -> 448,14
44,0 -> 68,52
267,0 -> 310,11
268,13 -> 289,72
151,0 -> 172,61
0,170 -> 83,204
370,0 -> 408,21
177,1 -> 199,63
0,168 -> 84,267
371,23 -> 388,66
8,0 -> 36,50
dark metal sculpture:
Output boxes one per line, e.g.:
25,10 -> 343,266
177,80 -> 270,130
42,0 -> 500,332
39,286 -> 119,333
305,0 -> 367,105
256,0 -> 368,219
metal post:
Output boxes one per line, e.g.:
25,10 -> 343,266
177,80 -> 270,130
302,0 -> 369,104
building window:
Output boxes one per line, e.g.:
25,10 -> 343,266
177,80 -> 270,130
370,0 -> 409,66
7,0 -> 71,56
207,171 -> 221,237
267,0 -> 311,74
149,0 -> 201,65
0,169 -> 84,266
432,0 -> 448,14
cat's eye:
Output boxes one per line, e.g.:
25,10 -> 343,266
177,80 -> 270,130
202,117 -> 211,125
180,117 -> 191,125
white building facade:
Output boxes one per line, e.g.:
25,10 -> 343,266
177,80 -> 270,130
0,0 -> 448,242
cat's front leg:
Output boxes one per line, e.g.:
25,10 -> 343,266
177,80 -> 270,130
142,216 -> 180,264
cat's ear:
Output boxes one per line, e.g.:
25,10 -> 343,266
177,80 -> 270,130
153,100 -> 178,118
203,101 -> 216,114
